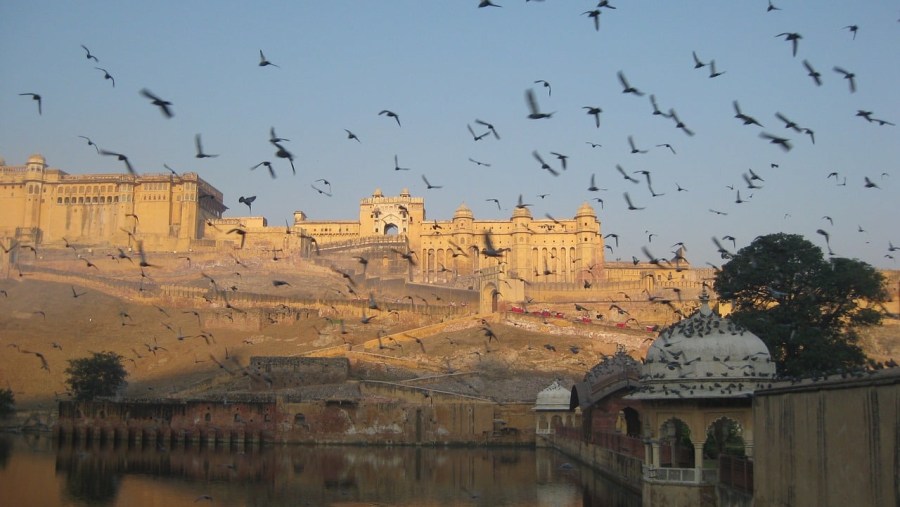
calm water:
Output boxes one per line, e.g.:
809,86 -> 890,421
0,433 -> 640,507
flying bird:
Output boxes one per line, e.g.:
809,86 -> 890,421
582,9 -> 601,31
587,173 -> 606,191
379,109 -> 401,126
623,192 -> 645,211
258,49 -> 279,68
474,119 -> 500,139
534,79 -> 551,95
467,124 -> 489,141
478,0 -> 502,7
668,109 -> 695,136
692,51 -> 707,69
250,161 -> 276,179
616,164 -> 639,183
421,175 -> 442,189
843,25 -> 858,40
525,88 -> 553,119
78,135 -> 100,153
393,154 -> 410,171
776,32 -> 802,57
239,195 -> 256,212
617,71 -> 644,96
802,60 -> 822,86
583,106 -> 603,127
533,151 -> 559,176
94,67 -> 115,87
759,132 -> 792,151
272,142 -> 296,174
19,93 -> 42,115
628,135 -> 648,154
139,88 -> 173,118
468,157 -> 491,167
833,66 -> 856,93
708,59 -> 725,78
344,129 -> 360,142
99,149 -> 136,175
269,126 -> 290,144
195,134 -> 218,158
80,44 -> 99,62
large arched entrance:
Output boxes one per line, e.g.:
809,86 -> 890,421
384,223 -> 399,235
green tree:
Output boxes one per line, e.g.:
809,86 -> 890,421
714,233 -> 888,378
0,388 -> 14,419
65,351 -> 128,401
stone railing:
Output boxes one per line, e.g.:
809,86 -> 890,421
644,465 -> 718,484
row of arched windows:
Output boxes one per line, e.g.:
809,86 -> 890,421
57,196 -> 120,204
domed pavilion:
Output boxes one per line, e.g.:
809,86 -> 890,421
627,290 -> 775,485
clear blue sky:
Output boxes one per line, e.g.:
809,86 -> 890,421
2,1 -> 898,268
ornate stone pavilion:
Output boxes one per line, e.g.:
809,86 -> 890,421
533,380 -> 580,440
627,291 -> 775,489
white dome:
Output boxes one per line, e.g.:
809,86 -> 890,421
630,294 -> 776,400
534,380 -> 572,411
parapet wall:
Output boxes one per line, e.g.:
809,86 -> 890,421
248,356 -> 350,388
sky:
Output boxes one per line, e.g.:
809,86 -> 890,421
2,1 -> 898,269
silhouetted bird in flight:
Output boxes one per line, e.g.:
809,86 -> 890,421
833,66 -> 856,93
534,79 -> 551,95
582,10 -> 601,31
379,109 -> 401,126
618,71 -> 644,96
94,67 -> 115,87
273,142 -> 296,174
140,88 -> 173,118
844,25 -> 858,40
692,51 -> 707,69
474,119 -> 500,139
258,49 -> 279,68
99,149 -> 136,175
239,195 -> 256,212
478,0 -> 502,7
525,88 -> 553,119
344,129 -> 360,142
802,60 -> 822,86
19,93 -> 42,115
195,134 -> 218,158
78,135 -> 100,153
81,44 -> 99,61
583,106 -> 602,127
776,32 -> 802,57
250,161 -> 276,179
623,192 -> 645,210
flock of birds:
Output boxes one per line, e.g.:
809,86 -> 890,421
8,2 -> 897,271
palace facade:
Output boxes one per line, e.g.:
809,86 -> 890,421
0,154 -> 226,250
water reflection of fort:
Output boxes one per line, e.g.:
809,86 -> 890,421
39,435 -> 641,506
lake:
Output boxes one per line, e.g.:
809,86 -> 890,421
0,433 -> 640,506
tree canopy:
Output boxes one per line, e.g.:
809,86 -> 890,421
65,351 -> 128,401
714,233 -> 888,378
